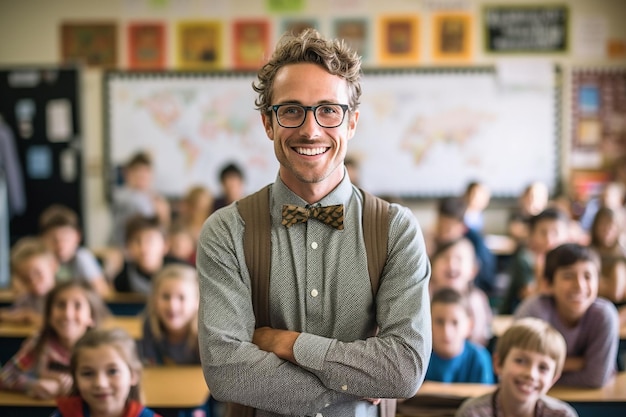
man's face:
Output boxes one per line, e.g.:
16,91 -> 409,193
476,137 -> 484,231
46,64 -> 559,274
261,63 -> 359,195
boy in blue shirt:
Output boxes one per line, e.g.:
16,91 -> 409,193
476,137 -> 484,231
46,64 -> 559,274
426,287 -> 494,384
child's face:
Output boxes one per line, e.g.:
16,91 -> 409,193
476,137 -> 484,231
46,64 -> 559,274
50,287 -> 94,348
127,229 -> 166,272
125,164 -> 152,191
435,216 -> 466,243
496,347 -> 558,406
431,242 -> 477,293
594,215 -> 620,248
75,345 -> 138,417
222,174 -> 244,200
168,232 -> 195,261
44,226 -> 81,263
431,303 -> 471,359
550,260 -> 598,325
16,255 -> 57,297
529,219 -> 568,254
155,278 -> 198,333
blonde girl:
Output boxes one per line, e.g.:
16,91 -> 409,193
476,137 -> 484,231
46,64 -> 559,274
52,327 -> 162,417
139,264 -> 200,365
0,281 -> 109,399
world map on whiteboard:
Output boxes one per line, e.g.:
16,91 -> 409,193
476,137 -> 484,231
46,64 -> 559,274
109,74 -> 277,197
351,71 -> 557,197
107,69 -> 557,198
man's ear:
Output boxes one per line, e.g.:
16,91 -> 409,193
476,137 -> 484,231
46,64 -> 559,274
346,109 -> 359,140
261,113 -> 274,140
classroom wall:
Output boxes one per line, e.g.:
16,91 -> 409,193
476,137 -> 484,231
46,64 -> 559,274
0,0 -> 625,247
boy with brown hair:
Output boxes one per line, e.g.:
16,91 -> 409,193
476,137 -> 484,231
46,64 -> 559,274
110,151 -> 170,247
500,207 -> 570,314
113,215 -> 187,294
456,317 -> 578,417
515,243 -> 618,388
426,287 -> 494,384
0,237 -> 57,326
39,204 -> 110,296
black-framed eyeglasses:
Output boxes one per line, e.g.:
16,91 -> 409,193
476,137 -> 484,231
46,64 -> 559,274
268,103 -> 350,128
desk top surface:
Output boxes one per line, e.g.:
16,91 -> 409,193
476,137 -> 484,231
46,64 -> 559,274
0,316 -> 142,339
0,289 -> 146,304
416,372 -> 626,403
0,366 -> 209,408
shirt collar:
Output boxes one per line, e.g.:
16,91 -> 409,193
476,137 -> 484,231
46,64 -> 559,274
271,168 -> 354,208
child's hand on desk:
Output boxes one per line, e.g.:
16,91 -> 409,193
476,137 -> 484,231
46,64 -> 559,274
27,378 -> 65,399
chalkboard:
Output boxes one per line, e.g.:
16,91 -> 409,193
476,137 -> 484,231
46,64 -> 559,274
484,5 -> 569,53
104,68 -> 560,199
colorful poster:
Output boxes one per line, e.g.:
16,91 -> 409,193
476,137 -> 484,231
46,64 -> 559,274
267,0 -> 305,13
378,16 -> 420,65
333,18 -> 369,60
232,20 -> 271,70
280,18 -> 317,37
176,21 -> 222,70
128,22 -> 166,69
571,69 -> 626,169
432,13 -> 472,63
60,22 -> 118,67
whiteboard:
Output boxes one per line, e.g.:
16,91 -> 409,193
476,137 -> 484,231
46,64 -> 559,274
105,68 -> 559,198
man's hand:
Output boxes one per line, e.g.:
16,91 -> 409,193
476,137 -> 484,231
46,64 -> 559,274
252,327 -> 300,363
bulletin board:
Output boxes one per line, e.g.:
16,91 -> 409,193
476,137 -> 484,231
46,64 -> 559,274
104,67 -> 560,199
0,66 -> 83,244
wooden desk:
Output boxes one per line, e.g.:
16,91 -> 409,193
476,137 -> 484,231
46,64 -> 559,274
0,316 -> 142,364
103,292 -> 147,316
492,314 -> 626,340
0,316 -> 142,339
0,366 -> 209,415
400,374 -> 626,417
0,289 -> 146,316
484,234 -> 517,256
491,314 -> 514,338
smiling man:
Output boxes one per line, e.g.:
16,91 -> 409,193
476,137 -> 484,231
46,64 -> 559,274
197,29 -> 432,417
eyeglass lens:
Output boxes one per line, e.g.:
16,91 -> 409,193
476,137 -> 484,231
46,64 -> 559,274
276,104 -> 345,128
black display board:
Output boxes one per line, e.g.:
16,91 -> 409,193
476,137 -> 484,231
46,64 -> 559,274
484,5 -> 569,53
0,66 -> 83,244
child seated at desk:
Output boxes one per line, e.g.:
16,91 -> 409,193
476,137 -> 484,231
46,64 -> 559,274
455,317 -> 578,417
0,281 -> 109,399
429,197 -> 497,296
139,264 -> 200,365
426,288 -> 494,384
39,204 -> 110,297
0,237 -> 57,326
589,207 -> 626,326
430,238 -> 493,347
500,207 -> 570,315
514,243 -> 619,388
52,327 -> 163,417
114,215 -> 189,295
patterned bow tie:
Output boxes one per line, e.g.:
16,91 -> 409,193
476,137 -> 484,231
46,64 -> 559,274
281,204 -> 344,230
